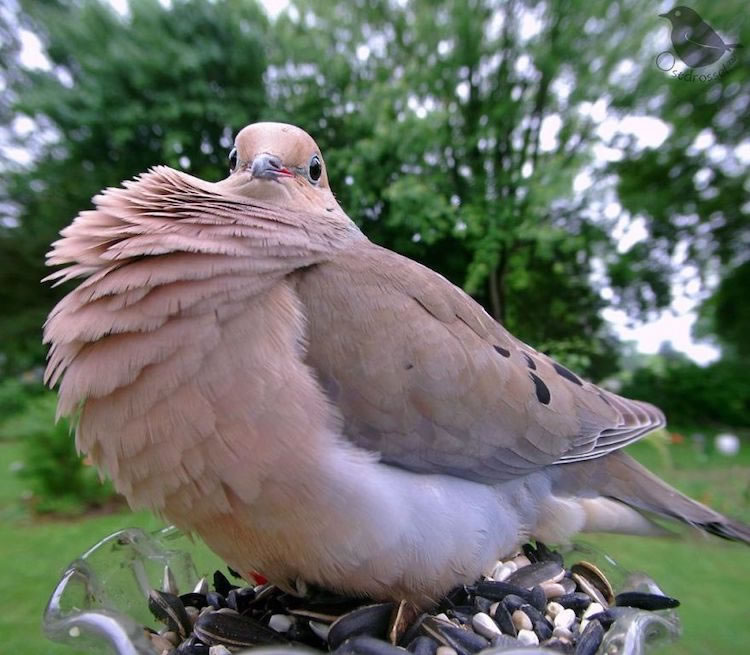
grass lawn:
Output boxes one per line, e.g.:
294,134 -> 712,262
1,435 -> 749,654
584,534 -> 750,655
0,440 -> 225,655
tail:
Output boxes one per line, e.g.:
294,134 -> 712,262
599,451 -> 750,544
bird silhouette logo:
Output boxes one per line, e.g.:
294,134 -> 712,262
659,6 -> 743,69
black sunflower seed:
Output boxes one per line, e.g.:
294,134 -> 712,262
543,637 -> 574,653
193,610 -> 287,647
556,592 -> 592,610
501,594 -> 527,613
446,607 -> 473,625
615,592 -> 680,610
492,601 -> 517,637
529,585 -> 547,612
327,603 -> 394,651
205,591 -> 226,609
473,596 -> 492,614
179,592 -> 208,610
506,560 -> 563,589
148,589 -> 191,639
474,581 -> 532,603
534,617 -> 553,641
334,635 -> 408,655
535,541 -> 564,566
436,624 -> 489,655
406,635 -> 439,655
522,543 -> 539,563
175,636 -> 209,654
575,618 -> 605,655
584,610 -> 617,630
212,570 -> 238,597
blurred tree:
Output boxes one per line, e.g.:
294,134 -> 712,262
266,0 -> 666,378
0,0 -> 269,373
609,1 -> 749,428
621,351 -> 750,430
611,1 -> 749,315
1,0 -> 747,388
0,3 -> 21,128
695,260 -> 750,360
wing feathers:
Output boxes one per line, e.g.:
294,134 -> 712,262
297,245 -> 666,482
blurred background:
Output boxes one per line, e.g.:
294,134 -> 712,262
0,0 -> 748,653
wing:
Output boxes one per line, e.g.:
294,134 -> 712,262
682,24 -> 726,50
297,243 -> 665,483
44,166 -> 363,404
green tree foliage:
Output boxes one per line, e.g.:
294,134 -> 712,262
0,0 -> 269,373
611,1 -> 749,314
0,0 -> 747,390
608,0 -> 749,426
268,0 -> 667,378
621,351 -> 750,430
0,378 -> 117,513
695,260 -> 750,360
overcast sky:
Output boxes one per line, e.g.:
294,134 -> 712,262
10,0 -> 725,365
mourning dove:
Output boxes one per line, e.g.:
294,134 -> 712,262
44,122 -> 749,604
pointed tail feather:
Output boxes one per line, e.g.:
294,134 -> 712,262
600,451 -> 750,545
700,517 -> 750,543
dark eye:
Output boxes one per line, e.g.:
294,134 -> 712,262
308,155 -> 322,182
228,147 -> 238,172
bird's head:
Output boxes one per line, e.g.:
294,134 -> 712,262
216,122 -> 341,214
659,6 -> 701,26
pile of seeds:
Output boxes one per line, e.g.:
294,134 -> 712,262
145,542 -> 680,655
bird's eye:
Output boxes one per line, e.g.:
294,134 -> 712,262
308,155 -> 322,183
228,148 -> 238,172
675,10 -> 681,16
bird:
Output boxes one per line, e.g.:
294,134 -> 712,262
44,122 -> 750,605
659,6 -> 743,68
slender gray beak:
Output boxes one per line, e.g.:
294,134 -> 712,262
250,153 -> 294,180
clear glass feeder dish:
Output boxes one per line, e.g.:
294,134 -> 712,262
44,527 -> 681,655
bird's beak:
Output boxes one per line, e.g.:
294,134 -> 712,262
658,13 -> 667,18
250,153 -> 294,180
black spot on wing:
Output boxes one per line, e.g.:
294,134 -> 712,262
405,363 -> 414,370
523,353 -> 537,370
553,362 -> 583,386
493,345 -> 511,357
529,372 -> 551,405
